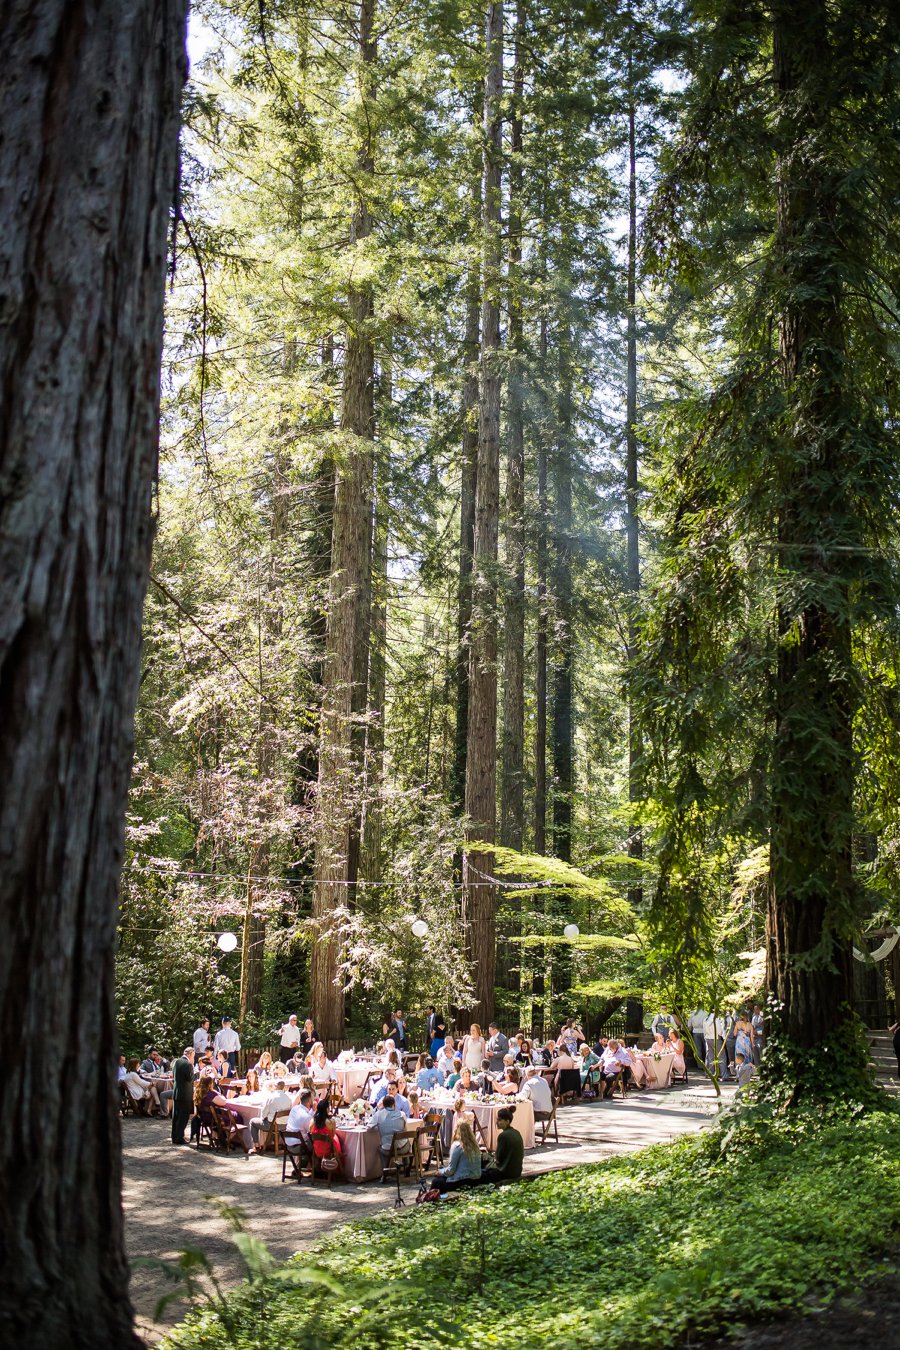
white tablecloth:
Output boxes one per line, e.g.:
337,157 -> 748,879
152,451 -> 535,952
336,1118 -> 425,1182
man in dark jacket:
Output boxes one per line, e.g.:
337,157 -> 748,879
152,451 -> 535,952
171,1047 -> 195,1146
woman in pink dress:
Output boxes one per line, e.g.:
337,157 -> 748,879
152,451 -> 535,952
667,1029 -> 686,1075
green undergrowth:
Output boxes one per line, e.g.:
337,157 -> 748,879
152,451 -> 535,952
161,1103 -> 900,1350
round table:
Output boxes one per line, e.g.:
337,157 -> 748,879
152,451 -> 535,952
336,1117 -> 426,1183
640,1052 -> 675,1088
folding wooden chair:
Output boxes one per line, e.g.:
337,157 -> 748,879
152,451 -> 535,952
262,1110 -> 291,1155
381,1132 -> 414,1207
537,1101 -> 559,1146
421,1112 -> 445,1169
555,1068 -> 582,1104
212,1105 -> 249,1154
281,1133 -> 312,1182
196,1106 -> 219,1149
119,1085 -> 136,1117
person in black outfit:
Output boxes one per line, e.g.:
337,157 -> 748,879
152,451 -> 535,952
479,1107 -> 524,1185
171,1047 -> 195,1146
388,1008 -> 408,1051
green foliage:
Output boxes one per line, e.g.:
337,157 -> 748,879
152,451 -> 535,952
162,1106 -> 900,1349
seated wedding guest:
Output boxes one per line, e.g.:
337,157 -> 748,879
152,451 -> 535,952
117,1054 -> 127,1083
238,1068 -> 261,1096
249,1078 -> 293,1151
508,1033 -> 526,1063
551,1044 -> 576,1072
215,1050 -> 236,1082
416,1056 -> 443,1092
433,1121 -> 482,1193
579,1043 -> 602,1090
592,1035 -> 609,1058
456,1066 -> 475,1094
623,1044 -> 649,1087
734,1052 -> 756,1095
494,1066 -> 522,1096
384,1048 -> 402,1073
445,1057 -> 464,1089
310,1046 -> 337,1085
298,1018 -> 318,1056
122,1059 -> 158,1113
308,1099 -> 344,1176
520,1065 -> 553,1120
252,1050 -> 274,1077
668,1029 -> 686,1075
283,1088 -> 316,1159
650,1032 -> 668,1054
531,1041 -> 552,1068
394,1076 -> 412,1117
407,1089 -> 424,1119
473,1059 -> 495,1092
372,1094 -> 408,1170
435,1037 -> 456,1076
140,1049 -> 167,1075
514,1039 -> 532,1068
191,1071 -> 215,1141
450,1097 -> 475,1138
599,1040 -> 631,1097
285,1049 -> 307,1074
486,1023 -> 509,1072
371,1068 -> 399,1106
479,1107 -> 523,1185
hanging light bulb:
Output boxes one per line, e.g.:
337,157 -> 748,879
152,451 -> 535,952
217,931 -> 239,953
411,919 -> 428,939
563,923 -> 580,939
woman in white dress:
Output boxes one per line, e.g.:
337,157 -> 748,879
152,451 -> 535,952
461,1023 -> 486,1072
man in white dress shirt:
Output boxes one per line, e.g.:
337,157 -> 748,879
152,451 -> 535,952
193,1018 -> 211,1057
213,1016 -> 241,1071
283,1089 -> 315,1162
520,1066 -> 553,1120
249,1081 -> 293,1150
278,1014 -> 302,1065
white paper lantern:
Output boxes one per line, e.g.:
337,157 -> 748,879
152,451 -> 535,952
411,919 -> 429,939
563,923 -> 580,939
217,931 -> 239,953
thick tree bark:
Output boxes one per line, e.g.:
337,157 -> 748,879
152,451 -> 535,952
552,326 -> 574,864
0,3 -> 187,1346
625,74 -> 643,912
534,315 -> 549,856
463,0 -> 503,1027
500,0 -> 526,855
766,0 -> 855,1051
311,0 -> 377,1042
451,142 -> 482,814
360,455 -> 388,885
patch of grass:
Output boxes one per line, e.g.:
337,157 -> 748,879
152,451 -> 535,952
161,1104 -> 900,1349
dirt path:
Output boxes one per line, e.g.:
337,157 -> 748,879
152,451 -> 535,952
124,1081 -> 732,1343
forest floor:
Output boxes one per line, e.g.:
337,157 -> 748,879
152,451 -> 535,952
123,1078 -> 733,1343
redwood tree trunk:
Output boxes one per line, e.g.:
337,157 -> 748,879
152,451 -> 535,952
463,0 -> 503,1026
552,325 -> 574,864
766,0 -> 855,1050
311,0 -> 377,1042
534,315 -> 549,856
0,3 -> 187,1346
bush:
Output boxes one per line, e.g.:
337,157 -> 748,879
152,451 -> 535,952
162,1104 -> 900,1349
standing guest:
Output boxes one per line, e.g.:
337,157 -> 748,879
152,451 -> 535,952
425,1005 -> 436,1049
478,1107 -> 524,1185
171,1047 -> 195,1146
651,1006 -> 674,1041
703,1012 -> 728,1079
751,1005 -> 765,1066
433,1121 -> 482,1193
429,1011 -> 448,1059
388,1009 -> 408,1052
213,1016 -> 241,1072
298,1018 -> 318,1056
193,1018 -> 212,1058
249,1079 -> 293,1151
724,1011 -> 737,1075
461,1023 -> 487,1072
688,1008 -> 708,1067
733,1013 -> 754,1068
486,1022 -> 509,1071
278,1015 -> 302,1065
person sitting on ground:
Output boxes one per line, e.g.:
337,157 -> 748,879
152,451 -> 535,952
520,1065 -> 553,1120
578,1042 -> 602,1091
283,1088 -> 315,1163
372,1093 -> 409,1172
416,1055 -> 443,1092
249,1077 -> 293,1151
494,1065 -> 522,1096
445,1057 -> 464,1089
433,1120 -> 482,1193
479,1106 -> 524,1185
238,1068 -> 261,1096
308,1098 -> 344,1176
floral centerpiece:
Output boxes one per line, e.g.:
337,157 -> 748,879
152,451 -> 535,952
348,1098 -> 368,1121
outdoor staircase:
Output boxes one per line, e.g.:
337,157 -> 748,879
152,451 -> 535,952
867,1029 -> 899,1096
